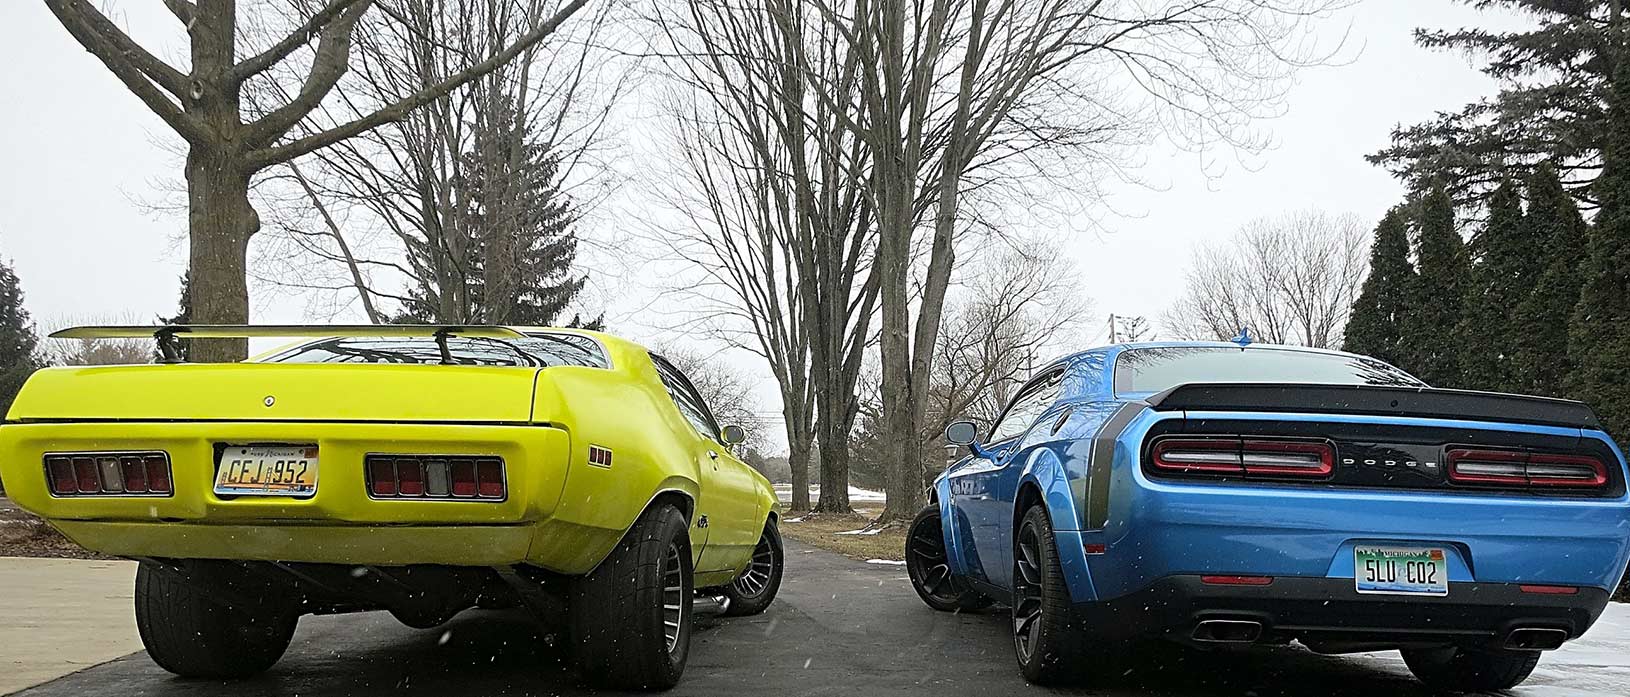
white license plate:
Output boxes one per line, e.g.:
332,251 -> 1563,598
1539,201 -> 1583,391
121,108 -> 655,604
214,445 -> 318,498
1355,545 -> 1448,596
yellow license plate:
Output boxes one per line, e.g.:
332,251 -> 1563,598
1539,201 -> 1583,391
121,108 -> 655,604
214,445 -> 318,498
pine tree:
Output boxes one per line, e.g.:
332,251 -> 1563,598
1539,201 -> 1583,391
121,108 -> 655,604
1370,1 -> 1615,208
1569,47 -> 1630,438
155,272 -> 194,362
1407,185 -> 1470,386
396,97 -> 600,329
1512,163 -> 1589,396
0,259 -> 42,416
1344,207 -> 1414,368
1455,179 -> 1529,392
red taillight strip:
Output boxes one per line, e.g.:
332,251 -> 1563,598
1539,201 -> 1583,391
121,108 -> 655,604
1201,575 -> 1274,586
365,455 -> 505,501
1447,449 -> 1608,488
1150,437 -> 1333,479
1520,584 -> 1579,595
44,452 -> 173,497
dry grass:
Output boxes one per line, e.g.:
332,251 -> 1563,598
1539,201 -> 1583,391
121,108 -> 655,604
779,508 -> 907,562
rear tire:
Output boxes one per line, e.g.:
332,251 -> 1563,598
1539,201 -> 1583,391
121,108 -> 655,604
721,520 -> 783,616
134,563 -> 299,679
906,504 -> 992,612
1012,504 -> 1086,685
1401,645 -> 1541,692
571,503 -> 693,690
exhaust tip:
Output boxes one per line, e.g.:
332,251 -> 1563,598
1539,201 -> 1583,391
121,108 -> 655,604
1506,627 -> 1568,651
1192,619 -> 1264,643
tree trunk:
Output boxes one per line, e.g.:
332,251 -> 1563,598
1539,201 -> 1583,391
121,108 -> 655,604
813,396 -> 853,513
184,146 -> 258,362
787,432 -> 812,513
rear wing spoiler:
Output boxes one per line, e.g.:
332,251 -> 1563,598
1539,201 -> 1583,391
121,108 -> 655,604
51,325 -> 528,364
1145,382 -> 1603,430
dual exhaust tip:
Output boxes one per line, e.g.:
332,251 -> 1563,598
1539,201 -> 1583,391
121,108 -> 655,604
1191,620 -> 1569,651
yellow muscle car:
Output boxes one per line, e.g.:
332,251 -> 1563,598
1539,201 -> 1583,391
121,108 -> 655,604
0,325 -> 783,690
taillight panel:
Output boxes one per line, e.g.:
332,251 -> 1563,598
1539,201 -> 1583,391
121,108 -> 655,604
365,455 -> 506,501
1447,448 -> 1608,489
45,452 -> 173,497
1150,436 -> 1334,480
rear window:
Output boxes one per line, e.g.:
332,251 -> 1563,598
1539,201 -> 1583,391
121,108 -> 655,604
1114,346 -> 1422,394
263,333 -> 608,368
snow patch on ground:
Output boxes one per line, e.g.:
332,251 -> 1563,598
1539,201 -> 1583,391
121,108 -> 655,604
865,559 -> 907,566
834,528 -> 884,536
774,484 -> 886,503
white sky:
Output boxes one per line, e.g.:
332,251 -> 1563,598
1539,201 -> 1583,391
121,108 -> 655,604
0,1 -> 1524,454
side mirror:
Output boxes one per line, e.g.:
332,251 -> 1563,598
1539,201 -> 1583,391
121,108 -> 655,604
720,424 -> 747,445
945,420 -> 978,445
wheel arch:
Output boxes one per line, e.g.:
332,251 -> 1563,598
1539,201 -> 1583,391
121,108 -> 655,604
1015,446 -> 1098,603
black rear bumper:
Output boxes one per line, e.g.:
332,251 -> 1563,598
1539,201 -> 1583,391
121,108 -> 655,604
1077,575 -> 1610,652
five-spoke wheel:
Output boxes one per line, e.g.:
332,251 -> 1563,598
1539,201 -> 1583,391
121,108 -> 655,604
906,504 -> 991,611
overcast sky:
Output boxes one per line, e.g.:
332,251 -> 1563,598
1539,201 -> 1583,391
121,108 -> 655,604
0,1 -> 1523,453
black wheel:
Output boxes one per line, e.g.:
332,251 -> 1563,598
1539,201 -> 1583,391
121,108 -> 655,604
134,563 -> 299,678
1012,504 -> 1086,685
906,504 -> 992,611
1401,645 -> 1541,692
571,503 -> 693,690
721,520 -> 783,616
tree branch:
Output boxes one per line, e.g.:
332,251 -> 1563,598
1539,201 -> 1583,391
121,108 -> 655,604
234,0 -> 375,82
246,0 -> 373,147
44,0 -> 205,142
245,0 -> 590,168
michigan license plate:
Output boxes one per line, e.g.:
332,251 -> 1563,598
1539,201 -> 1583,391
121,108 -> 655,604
214,445 -> 318,498
1355,545 -> 1448,596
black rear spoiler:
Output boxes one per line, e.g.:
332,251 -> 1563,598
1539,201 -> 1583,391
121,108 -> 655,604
1145,383 -> 1603,430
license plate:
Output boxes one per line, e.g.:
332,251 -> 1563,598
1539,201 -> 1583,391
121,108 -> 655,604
214,445 -> 318,498
1355,545 -> 1448,596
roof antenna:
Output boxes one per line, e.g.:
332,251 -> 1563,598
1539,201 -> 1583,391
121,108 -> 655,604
1230,327 -> 1254,348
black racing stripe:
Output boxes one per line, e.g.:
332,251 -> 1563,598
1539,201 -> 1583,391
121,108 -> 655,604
1086,402 -> 1145,529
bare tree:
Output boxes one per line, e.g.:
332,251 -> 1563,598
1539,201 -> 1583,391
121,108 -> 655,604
645,0 -> 881,513
653,343 -> 768,454
251,0 -> 626,326
1163,210 -> 1370,348
44,0 -> 589,360
39,315 -> 153,366
799,0 -> 1346,521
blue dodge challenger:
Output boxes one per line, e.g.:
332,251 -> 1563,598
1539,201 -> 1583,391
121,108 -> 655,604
907,340 -> 1630,691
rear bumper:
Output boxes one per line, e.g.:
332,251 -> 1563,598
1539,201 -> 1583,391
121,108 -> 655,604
52,520 -> 537,566
1078,575 -> 1610,650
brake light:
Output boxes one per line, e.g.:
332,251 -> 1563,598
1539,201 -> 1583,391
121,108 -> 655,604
1520,584 -> 1579,595
1150,437 -> 1333,479
1447,449 -> 1607,489
45,452 -> 173,496
1202,575 -> 1274,586
366,455 -> 504,501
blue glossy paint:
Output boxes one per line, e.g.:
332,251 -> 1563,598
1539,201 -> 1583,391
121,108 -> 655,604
934,341 -> 1630,611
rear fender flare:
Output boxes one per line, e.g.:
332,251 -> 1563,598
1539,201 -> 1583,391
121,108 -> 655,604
1018,448 -> 1097,602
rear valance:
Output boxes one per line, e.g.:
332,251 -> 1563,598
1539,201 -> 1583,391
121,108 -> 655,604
1145,383 -> 1602,430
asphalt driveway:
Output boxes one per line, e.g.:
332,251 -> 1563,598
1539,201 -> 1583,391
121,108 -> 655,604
11,540 -> 1629,696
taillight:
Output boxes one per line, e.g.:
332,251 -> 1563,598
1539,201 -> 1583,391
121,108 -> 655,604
1447,449 -> 1607,489
366,455 -> 505,501
1150,437 -> 1333,479
44,452 -> 173,496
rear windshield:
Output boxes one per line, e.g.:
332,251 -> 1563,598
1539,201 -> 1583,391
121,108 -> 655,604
1114,346 -> 1422,394
262,333 -> 608,368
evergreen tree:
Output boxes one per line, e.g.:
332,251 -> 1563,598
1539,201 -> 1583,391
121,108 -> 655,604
1344,207 -> 1414,368
1369,1 -> 1615,208
155,272 -> 193,362
1569,49 -> 1630,438
1455,179 -> 1529,392
1407,184 -> 1470,386
1512,163 -> 1589,396
0,259 -> 42,416
396,97 -> 601,329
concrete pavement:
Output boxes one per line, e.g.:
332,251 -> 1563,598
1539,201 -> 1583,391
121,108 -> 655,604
0,558 -> 139,695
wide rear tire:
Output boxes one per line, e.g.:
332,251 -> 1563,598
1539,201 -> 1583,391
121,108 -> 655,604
570,503 -> 694,691
721,520 -> 784,616
1401,645 -> 1541,692
134,563 -> 299,679
906,504 -> 992,612
1012,504 -> 1086,685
